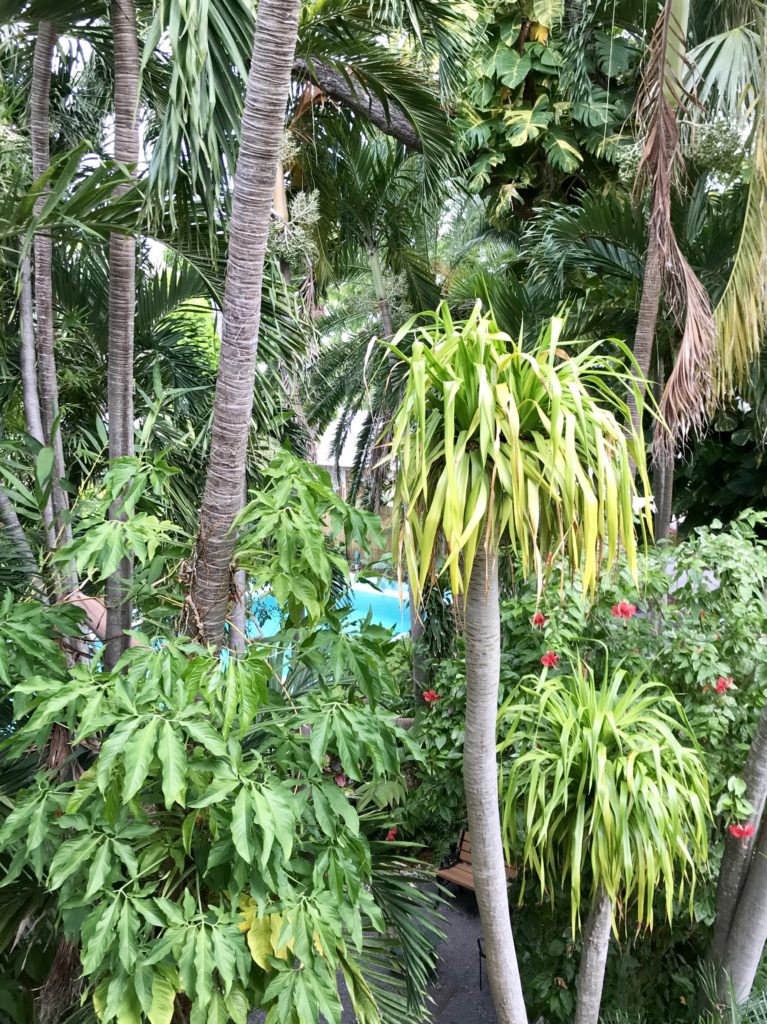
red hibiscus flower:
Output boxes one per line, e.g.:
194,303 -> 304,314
541,651 -> 560,669
386,827 -> 398,842
729,823 -> 755,839
715,676 -> 734,694
532,611 -> 547,628
423,690 -> 442,704
612,600 -> 638,620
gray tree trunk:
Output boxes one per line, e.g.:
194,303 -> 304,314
710,701 -> 767,989
104,0 -> 140,671
31,20 -> 73,569
190,0 -> 302,645
464,546 -> 528,1024
409,577 -> 426,703
628,237 -> 663,442
574,885 -> 613,1024
717,818 -> 767,1003
19,251 -> 56,549
654,451 -> 674,541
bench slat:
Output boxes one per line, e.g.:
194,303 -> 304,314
436,830 -> 517,892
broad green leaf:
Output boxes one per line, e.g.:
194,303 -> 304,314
231,787 -> 252,863
148,971 -> 177,1024
157,721 -> 187,809
85,840 -> 113,899
122,718 -> 160,802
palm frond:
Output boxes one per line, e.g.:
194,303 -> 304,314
634,0 -> 717,446
712,26 -> 767,399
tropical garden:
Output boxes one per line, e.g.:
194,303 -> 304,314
1,0 -> 767,1023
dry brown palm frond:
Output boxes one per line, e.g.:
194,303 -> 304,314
632,0 -> 718,451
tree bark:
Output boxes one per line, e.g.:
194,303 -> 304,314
710,701 -> 767,983
409,577 -> 426,703
31,20 -> 73,568
292,58 -> 423,152
104,0 -> 140,670
717,818 -> 767,1003
654,450 -> 674,541
464,546 -> 528,1024
628,237 -> 663,442
574,885 -> 613,1024
19,251 -> 56,549
190,0 -> 302,645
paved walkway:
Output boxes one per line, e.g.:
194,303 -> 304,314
428,889 -> 497,1023
250,888 -> 497,1023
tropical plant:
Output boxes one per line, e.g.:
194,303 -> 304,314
388,301 -> 650,1024
0,452 -> 444,1024
188,0 -> 302,647
104,0 -> 140,669
498,660 -> 711,1024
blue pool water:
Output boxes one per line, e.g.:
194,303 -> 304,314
249,577 -> 411,638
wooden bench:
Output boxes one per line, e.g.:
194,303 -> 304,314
435,830 -> 516,892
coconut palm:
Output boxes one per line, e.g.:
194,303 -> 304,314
388,302 -> 650,1024
498,661 -> 710,1024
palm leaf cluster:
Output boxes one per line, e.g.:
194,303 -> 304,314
498,661 -> 711,931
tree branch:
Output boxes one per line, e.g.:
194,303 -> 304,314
293,58 -> 423,152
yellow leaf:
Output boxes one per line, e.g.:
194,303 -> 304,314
246,916 -> 273,970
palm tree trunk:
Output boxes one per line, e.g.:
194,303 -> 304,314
19,251 -> 56,549
409,577 -> 426,703
31,20 -> 72,568
464,545 -> 528,1024
628,237 -> 662,441
574,885 -> 613,1024
710,702 -> 767,986
654,451 -> 674,540
369,245 -> 393,339
0,490 -> 38,581
104,0 -> 140,670
717,817 -> 767,1003
190,0 -> 302,645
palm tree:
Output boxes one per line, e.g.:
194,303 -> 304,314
498,661 -> 710,1024
388,303 -> 650,1024
189,0 -> 303,646
104,0 -> 140,670
30,19 -> 74,581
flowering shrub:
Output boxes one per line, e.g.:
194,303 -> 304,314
400,511 -> 767,1023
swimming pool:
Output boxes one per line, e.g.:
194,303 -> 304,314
249,577 -> 411,637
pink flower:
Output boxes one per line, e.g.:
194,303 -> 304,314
386,827 -> 398,842
612,600 -> 638,620
541,651 -> 560,669
532,612 -> 547,629
334,773 -> 348,788
423,690 -> 442,704
729,823 -> 755,839
715,676 -> 734,694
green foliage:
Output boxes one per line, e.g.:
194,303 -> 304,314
498,660 -> 711,931
0,624 -> 438,1024
459,1 -> 638,204
389,301 -> 650,601
234,452 -> 383,626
